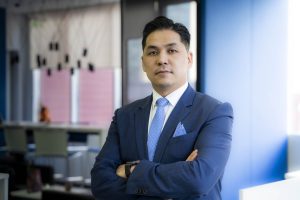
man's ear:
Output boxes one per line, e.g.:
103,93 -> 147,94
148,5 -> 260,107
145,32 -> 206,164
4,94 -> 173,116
188,52 -> 193,68
141,56 -> 146,72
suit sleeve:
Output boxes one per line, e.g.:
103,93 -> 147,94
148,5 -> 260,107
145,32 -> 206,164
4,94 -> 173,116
126,102 -> 233,199
91,109 -> 136,200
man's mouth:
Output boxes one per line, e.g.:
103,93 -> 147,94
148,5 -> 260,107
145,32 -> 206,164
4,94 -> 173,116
155,70 -> 171,75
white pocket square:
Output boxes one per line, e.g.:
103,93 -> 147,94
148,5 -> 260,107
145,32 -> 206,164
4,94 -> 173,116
173,122 -> 187,137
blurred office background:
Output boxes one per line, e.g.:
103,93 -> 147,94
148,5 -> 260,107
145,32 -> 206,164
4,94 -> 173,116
0,0 -> 300,200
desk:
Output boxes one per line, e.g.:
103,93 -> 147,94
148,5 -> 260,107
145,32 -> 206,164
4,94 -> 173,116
0,121 -> 108,146
1,121 -> 108,179
10,189 -> 41,200
10,185 -> 93,200
0,173 -> 9,200
43,184 -> 92,196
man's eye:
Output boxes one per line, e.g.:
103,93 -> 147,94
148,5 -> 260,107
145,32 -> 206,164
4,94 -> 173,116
148,51 -> 158,56
168,49 -> 177,54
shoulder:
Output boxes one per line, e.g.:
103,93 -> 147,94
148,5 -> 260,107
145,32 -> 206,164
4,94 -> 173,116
192,91 -> 233,117
116,95 -> 152,114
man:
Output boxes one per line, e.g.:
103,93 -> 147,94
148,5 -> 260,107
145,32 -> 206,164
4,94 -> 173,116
91,16 -> 233,200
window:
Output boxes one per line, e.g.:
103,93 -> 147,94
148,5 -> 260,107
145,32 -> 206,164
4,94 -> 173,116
122,0 -> 199,104
31,4 -> 121,125
166,1 -> 197,89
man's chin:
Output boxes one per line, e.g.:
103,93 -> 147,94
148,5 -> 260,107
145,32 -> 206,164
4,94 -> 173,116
153,82 -> 175,93
156,82 -> 171,89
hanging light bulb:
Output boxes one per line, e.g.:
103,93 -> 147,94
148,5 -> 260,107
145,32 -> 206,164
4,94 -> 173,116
57,63 -> 62,71
49,42 -> 53,50
55,42 -> 59,51
88,63 -> 94,72
47,68 -> 51,76
77,60 -> 81,69
83,48 -> 88,57
36,55 -> 41,68
70,67 -> 74,75
42,58 -> 47,66
65,54 -> 69,63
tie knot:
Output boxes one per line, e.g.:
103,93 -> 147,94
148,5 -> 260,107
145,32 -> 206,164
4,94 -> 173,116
156,98 -> 169,107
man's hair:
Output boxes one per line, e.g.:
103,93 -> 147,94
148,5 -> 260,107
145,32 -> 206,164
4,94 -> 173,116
142,16 -> 190,51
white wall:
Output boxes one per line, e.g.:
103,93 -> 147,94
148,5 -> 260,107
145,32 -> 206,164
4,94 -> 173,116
240,178 -> 300,200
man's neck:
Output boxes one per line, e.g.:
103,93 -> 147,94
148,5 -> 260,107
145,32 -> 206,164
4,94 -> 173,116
153,82 -> 188,97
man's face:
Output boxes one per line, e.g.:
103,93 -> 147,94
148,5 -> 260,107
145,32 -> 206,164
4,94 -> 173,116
142,29 -> 192,96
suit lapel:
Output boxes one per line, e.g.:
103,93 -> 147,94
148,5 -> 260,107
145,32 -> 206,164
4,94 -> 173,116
153,85 -> 196,162
134,96 -> 152,160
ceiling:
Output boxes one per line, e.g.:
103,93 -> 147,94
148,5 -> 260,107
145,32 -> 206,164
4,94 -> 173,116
0,0 -> 119,14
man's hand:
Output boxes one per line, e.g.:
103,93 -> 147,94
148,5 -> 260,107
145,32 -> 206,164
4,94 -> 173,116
186,149 -> 198,161
116,162 -> 138,178
116,164 -> 126,178
116,150 -> 197,178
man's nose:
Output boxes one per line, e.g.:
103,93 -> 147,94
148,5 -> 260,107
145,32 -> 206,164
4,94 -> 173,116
157,52 -> 168,65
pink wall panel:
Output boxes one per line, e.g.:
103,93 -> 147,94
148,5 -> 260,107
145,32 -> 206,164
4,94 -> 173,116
40,69 -> 71,123
79,68 -> 114,125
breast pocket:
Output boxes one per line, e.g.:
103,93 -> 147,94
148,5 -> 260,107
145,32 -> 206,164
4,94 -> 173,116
163,131 -> 198,162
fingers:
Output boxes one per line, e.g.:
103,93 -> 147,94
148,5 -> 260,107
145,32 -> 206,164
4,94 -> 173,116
116,164 -> 126,178
186,149 -> 198,161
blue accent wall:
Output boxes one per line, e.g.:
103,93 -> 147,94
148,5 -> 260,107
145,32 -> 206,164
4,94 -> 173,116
0,8 -> 5,146
202,1 -> 288,200
0,8 -> 5,120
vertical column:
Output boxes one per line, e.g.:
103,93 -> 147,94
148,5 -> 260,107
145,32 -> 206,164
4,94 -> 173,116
0,8 -> 6,121
0,8 -> 6,146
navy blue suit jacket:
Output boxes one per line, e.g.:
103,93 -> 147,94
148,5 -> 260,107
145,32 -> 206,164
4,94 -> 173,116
91,85 -> 233,200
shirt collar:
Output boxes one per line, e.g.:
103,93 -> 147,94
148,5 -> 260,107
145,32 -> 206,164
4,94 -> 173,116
152,82 -> 189,107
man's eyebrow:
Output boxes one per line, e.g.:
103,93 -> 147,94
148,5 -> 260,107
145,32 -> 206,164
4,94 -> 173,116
145,45 -> 159,50
165,43 -> 177,47
145,43 -> 178,50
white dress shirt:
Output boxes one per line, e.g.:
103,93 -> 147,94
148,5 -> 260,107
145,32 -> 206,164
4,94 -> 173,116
148,82 -> 189,133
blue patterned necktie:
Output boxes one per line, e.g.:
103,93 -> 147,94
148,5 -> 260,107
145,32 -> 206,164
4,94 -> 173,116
147,97 -> 169,161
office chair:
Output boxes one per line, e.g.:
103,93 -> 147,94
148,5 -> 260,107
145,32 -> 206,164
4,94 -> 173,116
33,128 -> 85,183
3,127 -> 27,154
